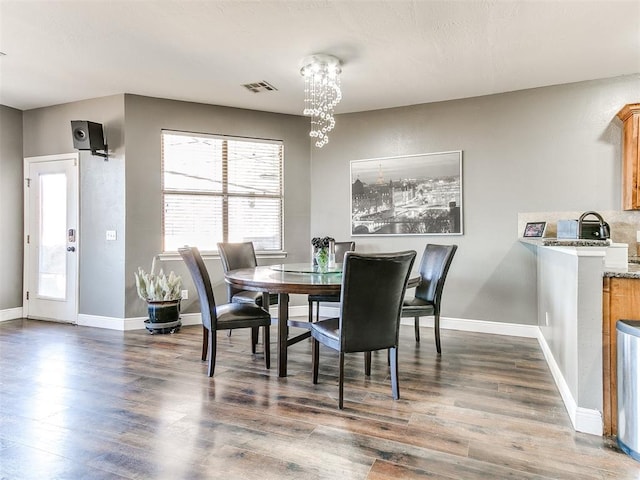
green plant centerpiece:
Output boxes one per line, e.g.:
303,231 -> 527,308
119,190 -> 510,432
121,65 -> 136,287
312,236 -> 335,272
134,261 -> 183,333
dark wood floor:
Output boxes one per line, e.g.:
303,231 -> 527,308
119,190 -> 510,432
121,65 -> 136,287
1,318 -> 638,479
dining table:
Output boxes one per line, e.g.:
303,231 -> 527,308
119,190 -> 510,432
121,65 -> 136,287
224,262 -> 420,377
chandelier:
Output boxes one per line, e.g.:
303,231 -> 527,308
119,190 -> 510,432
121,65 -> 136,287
300,54 -> 342,148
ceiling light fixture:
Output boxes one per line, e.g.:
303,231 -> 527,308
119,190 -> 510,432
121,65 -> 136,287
300,54 -> 342,148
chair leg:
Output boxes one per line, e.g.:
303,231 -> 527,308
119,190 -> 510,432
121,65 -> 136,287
364,351 -> 372,376
207,328 -> 217,377
390,346 -> 399,400
308,299 -> 314,323
201,325 -> 209,361
263,324 -> 270,370
251,326 -> 259,354
414,316 -> 420,342
434,313 -> 441,354
338,352 -> 345,409
315,301 -> 320,322
312,339 -> 320,384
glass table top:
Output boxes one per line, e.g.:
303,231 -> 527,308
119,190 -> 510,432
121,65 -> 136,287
270,263 -> 342,274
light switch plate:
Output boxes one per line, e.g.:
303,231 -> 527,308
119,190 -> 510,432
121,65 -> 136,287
106,230 -> 117,241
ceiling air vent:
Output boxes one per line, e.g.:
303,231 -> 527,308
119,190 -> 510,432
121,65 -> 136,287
242,81 -> 278,93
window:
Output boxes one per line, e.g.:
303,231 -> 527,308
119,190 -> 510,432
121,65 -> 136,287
162,130 -> 283,252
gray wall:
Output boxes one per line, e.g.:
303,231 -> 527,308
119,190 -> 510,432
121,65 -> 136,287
0,105 -> 24,310
17,94 -> 310,320
22,95 -> 127,318
123,95 -> 311,317
311,74 -> 640,325
6,75 -> 640,326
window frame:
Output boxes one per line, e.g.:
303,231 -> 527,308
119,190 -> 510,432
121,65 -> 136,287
161,129 -> 284,254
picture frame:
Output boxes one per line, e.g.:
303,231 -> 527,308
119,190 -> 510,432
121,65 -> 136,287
350,150 -> 463,236
523,221 -> 547,238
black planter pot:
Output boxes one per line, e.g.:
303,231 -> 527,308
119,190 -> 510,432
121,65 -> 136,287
145,300 -> 181,334
147,300 -> 180,323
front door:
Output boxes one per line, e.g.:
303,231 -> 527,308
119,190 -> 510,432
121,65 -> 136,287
24,154 -> 79,323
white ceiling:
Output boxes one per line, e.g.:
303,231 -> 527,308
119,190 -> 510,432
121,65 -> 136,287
1,0 -> 639,115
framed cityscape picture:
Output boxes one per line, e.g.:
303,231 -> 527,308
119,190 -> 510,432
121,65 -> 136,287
350,150 -> 463,236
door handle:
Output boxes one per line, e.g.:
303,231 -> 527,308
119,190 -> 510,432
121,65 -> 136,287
66,246 -> 76,252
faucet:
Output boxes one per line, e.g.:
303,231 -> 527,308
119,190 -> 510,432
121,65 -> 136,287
578,211 -> 609,239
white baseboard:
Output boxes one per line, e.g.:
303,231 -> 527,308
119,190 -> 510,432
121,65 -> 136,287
77,314 -> 126,330
0,307 -> 23,322
77,312 -> 203,331
287,305 -> 313,319
575,408 -> 604,436
400,315 -> 539,338
536,329 -> 603,436
78,305 -> 537,339
314,305 -> 539,338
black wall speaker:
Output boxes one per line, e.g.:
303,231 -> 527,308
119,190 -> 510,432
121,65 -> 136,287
71,120 -> 106,151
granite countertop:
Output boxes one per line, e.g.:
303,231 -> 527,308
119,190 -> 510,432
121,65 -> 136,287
519,237 -> 610,247
541,239 -> 610,247
604,263 -> 640,278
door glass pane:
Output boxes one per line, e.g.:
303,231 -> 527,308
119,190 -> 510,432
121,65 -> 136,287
38,173 -> 67,299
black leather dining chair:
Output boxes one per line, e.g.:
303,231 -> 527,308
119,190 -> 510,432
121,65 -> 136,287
401,243 -> 457,353
310,250 -> 416,409
217,242 -> 278,306
307,241 -> 355,323
216,242 -> 278,359
178,246 -> 271,376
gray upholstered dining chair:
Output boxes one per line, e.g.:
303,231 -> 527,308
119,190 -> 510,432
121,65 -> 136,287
307,241 -> 355,323
310,250 -> 416,409
401,243 -> 457,353
178,246 -> 271,376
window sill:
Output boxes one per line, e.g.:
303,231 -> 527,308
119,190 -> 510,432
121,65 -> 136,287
157,251 -> 288,261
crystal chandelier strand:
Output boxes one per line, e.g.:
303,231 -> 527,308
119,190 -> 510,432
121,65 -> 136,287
300,54 -> 342,148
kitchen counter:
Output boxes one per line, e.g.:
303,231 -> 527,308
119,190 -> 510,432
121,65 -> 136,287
521,237 -> 640,277
522,238 -> 609,435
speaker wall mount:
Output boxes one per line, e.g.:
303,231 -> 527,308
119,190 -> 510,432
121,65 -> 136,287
70,120 -> 109,159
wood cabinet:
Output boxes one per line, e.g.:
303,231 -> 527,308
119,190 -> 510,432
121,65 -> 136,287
602,276 -> 640,435
617,103 -> 640,210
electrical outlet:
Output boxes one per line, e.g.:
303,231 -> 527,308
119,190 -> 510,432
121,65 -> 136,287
181,289 -> 188,300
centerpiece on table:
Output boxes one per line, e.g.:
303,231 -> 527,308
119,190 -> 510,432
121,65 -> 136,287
134,258 -> 183,333
311,236 -> 335,272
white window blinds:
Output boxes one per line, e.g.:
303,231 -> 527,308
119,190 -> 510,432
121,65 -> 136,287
162,131 -> 283,252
